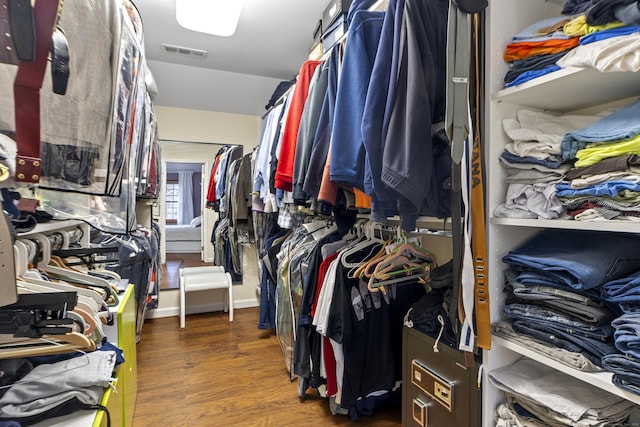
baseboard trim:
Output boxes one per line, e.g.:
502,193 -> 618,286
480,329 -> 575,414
145,298 -> 259,319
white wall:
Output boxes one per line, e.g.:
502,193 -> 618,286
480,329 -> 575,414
150,106 -> 262,318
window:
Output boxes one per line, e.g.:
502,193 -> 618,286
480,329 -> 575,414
166,182 -> 179,224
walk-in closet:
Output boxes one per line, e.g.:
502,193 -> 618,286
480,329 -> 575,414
1,0 -> 640,425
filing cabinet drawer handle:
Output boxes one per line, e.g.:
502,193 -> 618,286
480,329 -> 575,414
412,397 -> 429,426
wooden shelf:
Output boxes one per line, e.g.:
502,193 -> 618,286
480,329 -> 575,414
493,335 -> 640,406
492,66 -> 640,113
490,217 -> 640,234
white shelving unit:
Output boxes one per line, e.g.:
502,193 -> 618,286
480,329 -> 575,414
483,1 -> 640,425
490,217 -> 640,234
492,66 -> 640,113
493,336 -> 640,406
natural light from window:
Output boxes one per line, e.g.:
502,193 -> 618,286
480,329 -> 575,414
166,182 -> 179,223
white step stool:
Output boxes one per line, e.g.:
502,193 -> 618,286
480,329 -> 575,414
179,265 -> 233,328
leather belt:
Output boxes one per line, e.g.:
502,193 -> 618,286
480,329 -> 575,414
50,26 -> 69,95
446,0 -> 490,355
0,0 -> 19,64
5,0 -> 34,62
13,0 -> 62,184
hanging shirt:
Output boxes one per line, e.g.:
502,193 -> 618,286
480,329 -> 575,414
292,60 -> 329,204
274,60 -> 322,191
381,0 -> 451,229
361,0 -> 406,223
206,150 -> 224,206
303,44 -> 343,199
329,11 -> 384,190
254,103 -> 285,201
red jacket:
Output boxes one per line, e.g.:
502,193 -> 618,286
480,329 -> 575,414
274,60 -> 321,191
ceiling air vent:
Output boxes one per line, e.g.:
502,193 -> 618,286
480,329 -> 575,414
161,44 -> 208,59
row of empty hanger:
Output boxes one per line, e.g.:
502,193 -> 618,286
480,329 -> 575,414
0,225 -> 123,358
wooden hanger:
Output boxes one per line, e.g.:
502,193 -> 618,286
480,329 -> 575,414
0,332 -> 95,359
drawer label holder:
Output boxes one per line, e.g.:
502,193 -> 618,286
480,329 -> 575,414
411,359 -> 456,412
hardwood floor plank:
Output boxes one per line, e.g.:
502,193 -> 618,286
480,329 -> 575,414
133,308 -> 402,426
161,253 -> 209,290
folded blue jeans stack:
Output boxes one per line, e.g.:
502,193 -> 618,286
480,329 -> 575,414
501,229 -> 640,373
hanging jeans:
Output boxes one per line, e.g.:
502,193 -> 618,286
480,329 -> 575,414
258,229 -> 287,330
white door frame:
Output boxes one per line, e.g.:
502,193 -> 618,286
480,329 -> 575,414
159,160 -> 208,264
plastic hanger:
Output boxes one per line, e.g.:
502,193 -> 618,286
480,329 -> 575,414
340,222 -> 385,267
13,240 -> 29,278
15,279 -> 105,345
59,229 -> 70,249
350,241 -> 390,279
18,272 -> 105,306
368,269 -> 430,290
24,234 -> 120,307
373,239 -> 436,274
364,230 -> 436,292
30,233 -> 113,290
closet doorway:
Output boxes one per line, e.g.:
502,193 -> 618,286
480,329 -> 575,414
163,162 -> 206,277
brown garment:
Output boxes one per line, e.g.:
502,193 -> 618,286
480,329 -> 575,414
565,154 -> 640,180
536,19 -> 571,35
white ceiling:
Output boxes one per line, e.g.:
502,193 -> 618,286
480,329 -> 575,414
133,0 -> 328,116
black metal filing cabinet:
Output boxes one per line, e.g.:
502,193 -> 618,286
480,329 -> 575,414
402,327 -> 480,427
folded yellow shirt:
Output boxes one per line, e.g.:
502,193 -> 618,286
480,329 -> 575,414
564,15 -> 626,37
575,134 -> 640,167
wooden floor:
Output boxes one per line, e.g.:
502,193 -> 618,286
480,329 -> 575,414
132,308 -> 402,426
161,253 -> 209,290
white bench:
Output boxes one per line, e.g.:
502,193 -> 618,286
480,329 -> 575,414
179,266 -> 233,328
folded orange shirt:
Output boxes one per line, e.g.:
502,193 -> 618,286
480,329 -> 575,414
504,37 -> 579,62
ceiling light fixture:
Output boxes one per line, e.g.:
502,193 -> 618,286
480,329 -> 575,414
175,0 -> 244,37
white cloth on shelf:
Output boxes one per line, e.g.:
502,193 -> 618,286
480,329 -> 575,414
557,32 -> 640,73
488,359 -> 635,425
503,110 -> 604,158
504,182 -> 563,219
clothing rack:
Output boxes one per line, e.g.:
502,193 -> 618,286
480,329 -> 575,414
260,84 -> 296,120
260,0 -> 389,121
